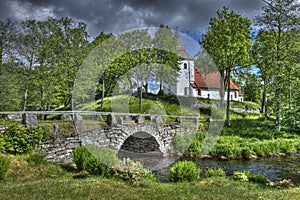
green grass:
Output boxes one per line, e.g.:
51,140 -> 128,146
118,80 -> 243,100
0,155 -> 299,200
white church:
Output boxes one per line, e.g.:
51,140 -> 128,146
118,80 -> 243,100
162,35 -> 243,102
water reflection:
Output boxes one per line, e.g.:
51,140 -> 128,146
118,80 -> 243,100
196,156 -> 300,184
118,149 -> 300,184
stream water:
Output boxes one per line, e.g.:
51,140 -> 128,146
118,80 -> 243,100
117,150 -> 300,184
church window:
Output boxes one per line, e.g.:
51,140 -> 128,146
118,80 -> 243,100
184,63 -> 187,69
198,89 -> 201,96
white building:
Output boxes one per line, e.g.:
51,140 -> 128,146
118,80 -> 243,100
168,35 -> 243,102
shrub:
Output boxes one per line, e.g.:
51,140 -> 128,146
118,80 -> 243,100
205,168 -> 226,178
72,145 -> 119,177
233,171 -> 267,185
0,154 -> 11,180
111,158 -> 157,184
170,133 -> 193,154
85,144 -> 119,167
72,146 -> 93,171
233,171 -> 250,182
26,151 -> 47,165
169,161 -> 201,182
241,147 -> 252,159
249,174 -> 267,184
187,132 -> 207,155
85,158 -> 108,176
3,126 -> 43,154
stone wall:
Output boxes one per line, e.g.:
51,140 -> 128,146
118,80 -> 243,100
37,122 -> 195,162
38,137 -> 81,163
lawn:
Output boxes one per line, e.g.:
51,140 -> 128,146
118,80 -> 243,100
0,155 -> 299,200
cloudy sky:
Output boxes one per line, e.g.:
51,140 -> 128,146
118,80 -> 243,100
0,0 -> 265,40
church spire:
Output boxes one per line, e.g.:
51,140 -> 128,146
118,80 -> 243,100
175,27 -> 193,60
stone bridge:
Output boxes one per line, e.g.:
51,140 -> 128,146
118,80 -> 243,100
0,111 -> 199,162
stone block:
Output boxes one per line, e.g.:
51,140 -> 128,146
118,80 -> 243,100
7,114 -> 22,121
135,115 -> 144,124
61,114 -> 72,121
22,113 -> 38,126
175,117 -> 181,123
107,113 -> 116,126
155,116 -> 164,125
73,114 -> 82,127
117,117 -> 123,125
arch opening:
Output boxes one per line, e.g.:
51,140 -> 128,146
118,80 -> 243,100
120,132 -> 160,153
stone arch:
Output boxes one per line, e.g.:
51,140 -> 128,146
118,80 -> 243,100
115,124 -> 165,153
120,131 -> 161,153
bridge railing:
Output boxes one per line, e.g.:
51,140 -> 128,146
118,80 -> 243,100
0,111 -> 200,128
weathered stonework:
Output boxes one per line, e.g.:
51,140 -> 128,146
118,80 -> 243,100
37,121 -> 196,163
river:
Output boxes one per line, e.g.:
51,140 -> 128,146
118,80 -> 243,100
117,150 -> 300,184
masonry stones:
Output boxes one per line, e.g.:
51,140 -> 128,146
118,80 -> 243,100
107,113 -> 117,126
22,113 -> 38,126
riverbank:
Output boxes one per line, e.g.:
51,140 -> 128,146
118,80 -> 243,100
1,155 -> 299,200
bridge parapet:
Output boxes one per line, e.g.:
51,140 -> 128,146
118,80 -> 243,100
1,111 -> 199,162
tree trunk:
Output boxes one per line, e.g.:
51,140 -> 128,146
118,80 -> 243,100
23,87 -> 28,111
288,69 -> 292,109
261,78 -> 268,120
226,69 -> 231,126
0,39 -> 2,66
275,85 -> 281,131
219,70 -> 225,108
139,86 -> 143,111
101,76 -> 105,110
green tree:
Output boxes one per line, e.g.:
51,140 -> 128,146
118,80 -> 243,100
255,0 -> 300,130
251,30 -> 277,119
152,25 -> 180,93
0,19 -> 22,110
200,7 -> 252,126
117,29 -> 152,111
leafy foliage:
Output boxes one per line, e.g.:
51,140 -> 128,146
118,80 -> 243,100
233,171 -> 267,184
111,158 -> 157,184
72,145 -> 119,177
0,154 -> 11,180
26,151 -> 47,166
233,171 -> 250,182
205,168 -> 226,178
282,107 -> 300,130
0,126 -> 43,154
169,161 -> 201,182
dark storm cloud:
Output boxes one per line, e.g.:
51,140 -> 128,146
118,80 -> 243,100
0,0 -> 264,38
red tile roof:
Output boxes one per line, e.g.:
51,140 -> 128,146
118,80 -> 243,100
192,68 -> 239,90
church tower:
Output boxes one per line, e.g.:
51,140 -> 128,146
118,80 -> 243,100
175,32 -> 195,96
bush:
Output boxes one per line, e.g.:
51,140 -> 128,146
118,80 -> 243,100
249,174 -> 267,184
26,151 -> 47,165
85,158 -> 108,176
111,158 -> 157,184
169,161 -> 201,182
170,133 -> 193,154
72,145 -> 119,177
85,144 -> 119,167
233,171 -> 267,184
233,171 -> 250,182
205,168 -> 226,178
0,154 -> 11,180
72,146 -> 93,171
2,126 -> 43,154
